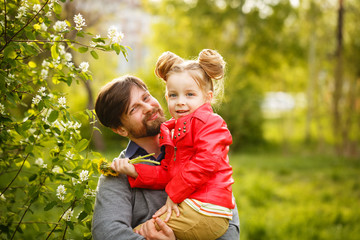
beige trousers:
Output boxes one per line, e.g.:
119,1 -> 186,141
135,202 -> 229,240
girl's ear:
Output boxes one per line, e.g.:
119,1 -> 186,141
206,90 -> 213,103
112,126 -> 128,137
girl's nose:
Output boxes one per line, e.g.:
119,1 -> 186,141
176,96 -> 185,105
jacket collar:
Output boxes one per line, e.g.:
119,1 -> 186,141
159,103 -> 213,146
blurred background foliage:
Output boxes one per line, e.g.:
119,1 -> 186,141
65,0 -> 359,157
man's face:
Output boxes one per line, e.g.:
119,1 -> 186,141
120,86 -> 166,139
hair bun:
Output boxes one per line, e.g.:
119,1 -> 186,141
198,49 -> 225,80
155,51 -> 183,81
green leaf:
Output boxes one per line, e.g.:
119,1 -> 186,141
78,47 -> 88,53
51,44 -> 59,59
75,139 -> 89,152
76,32 -> 85,37
84,200 -> 93,213
77,211 -> 88,222
48,110 -> 59,123
4,46 -> 17,59
90,50 -> 99,59
44,201 -> 57,211
111,43 -> 121,55
53,3 -> 62,15
66,221 -> 74,230
29,174 -> 38,182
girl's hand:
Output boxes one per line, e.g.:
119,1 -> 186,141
110,158 -> 138,178
153,196 -> 180,222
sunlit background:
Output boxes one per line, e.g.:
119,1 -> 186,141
67,2 -> 360,237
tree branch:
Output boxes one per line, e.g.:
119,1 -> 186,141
0,0 -> 50,53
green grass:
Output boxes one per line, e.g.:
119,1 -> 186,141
229,152 -> 360,240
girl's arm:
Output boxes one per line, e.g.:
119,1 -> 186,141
127,157 -> 171,190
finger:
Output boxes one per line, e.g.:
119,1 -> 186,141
164,207 -> 172,222
155,217 -> 172,235
153,206 -> 166,218
110,161 -> 116,172
174,205 -> 180,217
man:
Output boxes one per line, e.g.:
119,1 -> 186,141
92,75 -> 240,240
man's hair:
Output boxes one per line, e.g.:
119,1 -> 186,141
95,75 -> 148,129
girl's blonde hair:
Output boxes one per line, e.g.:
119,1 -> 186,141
155,49 -> 225,104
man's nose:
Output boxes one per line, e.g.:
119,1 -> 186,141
142,102 -> 153,113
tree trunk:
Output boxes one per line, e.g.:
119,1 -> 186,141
333,0 -> 344,154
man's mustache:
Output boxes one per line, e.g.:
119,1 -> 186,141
144,108 -> 164,122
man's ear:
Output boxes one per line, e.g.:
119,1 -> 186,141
112,126 -> 128,137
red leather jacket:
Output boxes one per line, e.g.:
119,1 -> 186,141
129,103 -> 235,209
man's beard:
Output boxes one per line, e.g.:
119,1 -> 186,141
128,108 -> 166,139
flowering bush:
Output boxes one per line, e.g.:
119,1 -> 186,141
0,0 -> 127,239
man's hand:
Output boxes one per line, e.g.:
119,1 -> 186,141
153,197 -> 180,222
136,218 -> 175,240
111,158 -> 138,178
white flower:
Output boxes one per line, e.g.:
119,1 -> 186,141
32,95 -> 42,105
83,188 -> 97,198
89,41 -> 97,48
52,57 -> 61,68
58,97 -> 66,108
52,165 -> 61,173
40,69 -> 48,79
42,60 -> 50,69
74,13 -> 86,31
63,209 -> 73,221
35,158 -> 44,166
79,62 -> 89,73
58,45 -> 66,55
79,170 -> 89,182
107,26 -> 117,39
107,26 -> 124,44
0,103 -> 5,115
16,6 -> 28,19
65,52 -> 72,62
38,87 -> 46,96
56,184 -> 66,201
53,20 -> 68,32
66,62 -> 74,68
65,151 -> 74,160
33,4 -> 41,13
40,23 -> 48,31
57,184 -> 66,194
0,194 -> 5,201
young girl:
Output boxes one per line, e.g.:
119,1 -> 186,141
112,49 -> 235,240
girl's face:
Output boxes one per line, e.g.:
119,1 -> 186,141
166,71 -> 212,119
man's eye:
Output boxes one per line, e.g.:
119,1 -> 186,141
129,107 -> 136,114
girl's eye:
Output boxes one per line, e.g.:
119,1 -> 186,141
187,93 -> 195,97
169,93 -> 177,98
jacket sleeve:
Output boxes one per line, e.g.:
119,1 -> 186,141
166,115 -> 232,203
128,158 -> 171,189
